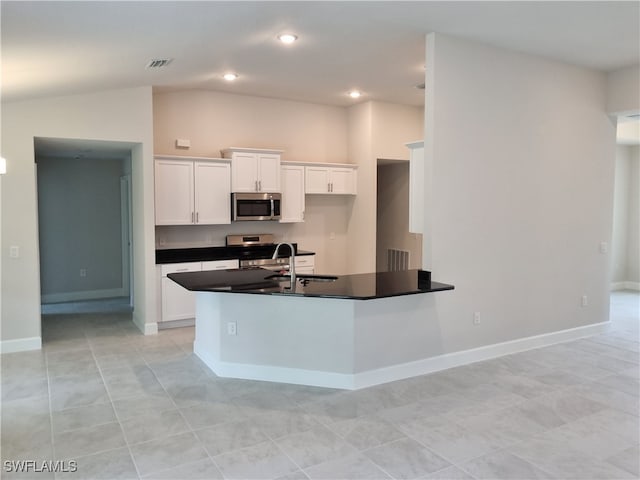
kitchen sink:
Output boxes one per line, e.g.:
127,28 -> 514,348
265,274 -> 338,283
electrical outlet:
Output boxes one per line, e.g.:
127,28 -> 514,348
227,322 -> 237,336
80,269 -> 87,277
599,242 -> 608,254
9,246 -> 19,258
581,295 -> 588,307
473,312 -> 481,325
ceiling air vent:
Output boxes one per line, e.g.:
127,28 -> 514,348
146,58 -> 173,69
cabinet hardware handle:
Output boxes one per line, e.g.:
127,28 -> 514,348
196,212 -> 199,223
176,268 -> 188,272
191,212 -> 194,223
259,180 -> 262,191
327,183 -> 330,193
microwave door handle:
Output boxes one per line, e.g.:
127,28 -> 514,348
270,198 -> 275,218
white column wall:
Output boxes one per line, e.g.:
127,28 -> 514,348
423,33 -> 616,353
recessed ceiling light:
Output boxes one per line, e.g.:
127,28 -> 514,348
278,34 -> 298,44
223,73 -> 238,81
348,90 -> 362,99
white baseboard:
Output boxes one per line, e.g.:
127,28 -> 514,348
0,336 -> 42,354
42,288 -> 126,304
158,318 -> 195,330
194,343 -> 355,390
611,281 -> 640,291
132,313 -> 157,336
352,321 -> 610,390
197,321 -> 610,390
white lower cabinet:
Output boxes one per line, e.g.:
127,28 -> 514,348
160,259 -> 239,323
295,255 -> 315,274
160,262 -> 200,322
202,259 -> 239,271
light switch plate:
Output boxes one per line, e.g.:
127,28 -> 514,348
9,246 -> 19,258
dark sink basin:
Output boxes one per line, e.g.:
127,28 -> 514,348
265,274 -> 338,283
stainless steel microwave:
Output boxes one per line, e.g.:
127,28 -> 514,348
231,192 -> 281,221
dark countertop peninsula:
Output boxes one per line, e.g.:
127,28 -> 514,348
168,268 -> 454,300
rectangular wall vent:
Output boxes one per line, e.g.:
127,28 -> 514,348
387,248 -> 410,272
146,58 -> 173,69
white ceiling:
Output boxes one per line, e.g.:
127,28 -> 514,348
2,1 -> 639,107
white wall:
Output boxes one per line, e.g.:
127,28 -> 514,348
423,33 -> 616,353
1,87 -> 156,350
612,144 -> 640,289
627,146 -> 640,285
607,65 -> 640,115
612,145 -> 631,284
153,90 -> 348,163
37,156 -> 126,301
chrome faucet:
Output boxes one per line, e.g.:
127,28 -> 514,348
272,242 -> 296,285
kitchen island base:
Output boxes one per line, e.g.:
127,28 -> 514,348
194,291 -> 452,390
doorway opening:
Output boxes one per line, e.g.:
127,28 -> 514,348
611,116 -> 640,293
376,159 -> 422,272
35,137 -> 134,316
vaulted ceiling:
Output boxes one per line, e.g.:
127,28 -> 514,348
2,1 -> 639,107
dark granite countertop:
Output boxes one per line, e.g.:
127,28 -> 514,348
156,244 -> 315,264
168,268 -> 454,300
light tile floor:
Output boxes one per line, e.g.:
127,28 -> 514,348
1,292 -> 638,480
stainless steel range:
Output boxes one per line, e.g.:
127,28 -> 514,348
226,234 -> 295,271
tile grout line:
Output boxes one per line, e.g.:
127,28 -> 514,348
132,329 -> 227,478
89,323 -> 143,480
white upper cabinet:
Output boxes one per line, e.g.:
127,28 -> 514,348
155,156 -> 231,226
194,161 -> 231,225
223,148 -> 282,193
305,164 -> 357,195
280,163 -> 305,223
155,159 -> 194,225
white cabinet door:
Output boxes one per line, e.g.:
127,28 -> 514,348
231,152 -> 260,192
305,166 -> 356,195
294,255 -> 315,274
155,160 -> 194,225
160,262 -> 201,322
305,167 -> 331,194
194,161 -> 231,224
257,154 -> 281,192
201,259 -> 239,271
280,165 -> 305,223
329,168 -> 356,194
